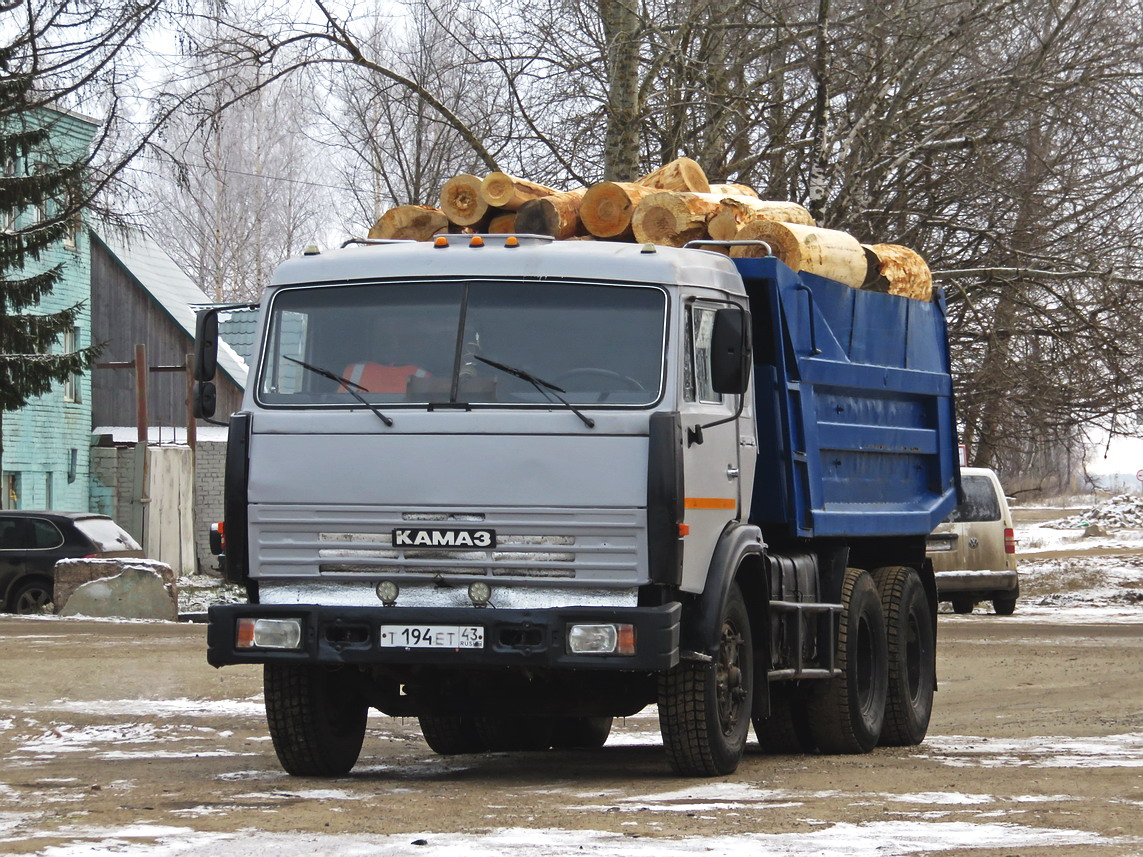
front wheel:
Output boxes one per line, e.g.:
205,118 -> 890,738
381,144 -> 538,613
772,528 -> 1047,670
264,664 -> 369,776
659,582 -> 754,776
872,566 -> 935,746
806,568 -> 888,754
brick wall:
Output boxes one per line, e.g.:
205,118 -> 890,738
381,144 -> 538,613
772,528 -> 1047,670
90,441 -> 226,576
194,441 -> 226,575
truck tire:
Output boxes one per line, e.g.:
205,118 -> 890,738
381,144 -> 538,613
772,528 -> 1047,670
806,568 -> 888,754
418,715 -> 487,755
658,582 -> 753,776
475,715 -> 554,751
550,716 -> 613,749
751,681 -> 814,754
872,566 -> 934,746
263,664 -> 368,776
951,597 -> 973,614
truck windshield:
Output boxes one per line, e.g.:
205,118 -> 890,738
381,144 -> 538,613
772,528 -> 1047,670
257,280 -> 667,407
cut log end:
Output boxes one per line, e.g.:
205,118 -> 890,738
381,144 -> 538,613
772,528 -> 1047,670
580,182 -> 657,239
480,172 -> 556,210
440,174 -> 488,226
631,191 -> 719,247
865,243 -> 934,301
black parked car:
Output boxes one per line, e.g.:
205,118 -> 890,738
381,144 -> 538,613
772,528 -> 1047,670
0,512 -> 144,614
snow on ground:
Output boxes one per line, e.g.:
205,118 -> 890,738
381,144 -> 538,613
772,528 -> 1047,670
919,734 -> 1143,769
995,495 -> 1143,621
24,820 -> 1127,857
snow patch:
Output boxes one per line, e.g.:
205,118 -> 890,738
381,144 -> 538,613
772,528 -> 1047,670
920,734 -> 1143,768
26,821 -> 1126,857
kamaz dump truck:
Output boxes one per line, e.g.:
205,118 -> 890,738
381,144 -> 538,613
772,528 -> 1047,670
195,234 -> 959,777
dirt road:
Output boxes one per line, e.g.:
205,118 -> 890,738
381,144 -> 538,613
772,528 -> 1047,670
1,601 -> 1141,856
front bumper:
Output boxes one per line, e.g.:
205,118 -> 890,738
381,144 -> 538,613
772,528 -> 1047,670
206,602 -> 681,670
935,570 -> 1019,595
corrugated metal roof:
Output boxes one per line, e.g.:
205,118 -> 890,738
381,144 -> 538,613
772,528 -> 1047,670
92,227 -> 248,389
217,307 -> 260,365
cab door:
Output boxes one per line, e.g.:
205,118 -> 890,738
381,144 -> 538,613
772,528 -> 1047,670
679,301 -> 744,593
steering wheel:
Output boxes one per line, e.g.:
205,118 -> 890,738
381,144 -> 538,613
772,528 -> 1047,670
553,367 -> 647,401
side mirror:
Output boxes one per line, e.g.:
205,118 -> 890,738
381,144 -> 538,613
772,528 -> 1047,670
195,309 -> 219,382
710,307 -> 750,395
193,380 -> 217,419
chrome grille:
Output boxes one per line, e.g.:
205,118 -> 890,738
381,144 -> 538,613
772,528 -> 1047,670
251,506 -> 645,584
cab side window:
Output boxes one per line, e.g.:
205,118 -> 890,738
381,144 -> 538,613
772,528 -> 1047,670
685,304 -> 723,404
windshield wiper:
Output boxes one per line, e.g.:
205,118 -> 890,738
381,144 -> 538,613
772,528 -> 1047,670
283,355 -> 394,427
474,355 -> 595,429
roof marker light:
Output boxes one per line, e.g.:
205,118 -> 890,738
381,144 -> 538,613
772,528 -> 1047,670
470,235 -> 485,247
505,236 -> 519,248
434,236 -> 449,248
641,243 -> 657,254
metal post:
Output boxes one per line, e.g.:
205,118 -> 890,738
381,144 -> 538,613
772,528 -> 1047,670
134,343 -> 148,445
185,354 -> 196,453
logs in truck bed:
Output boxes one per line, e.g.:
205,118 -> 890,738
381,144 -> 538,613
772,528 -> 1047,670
365,157 -> 934,302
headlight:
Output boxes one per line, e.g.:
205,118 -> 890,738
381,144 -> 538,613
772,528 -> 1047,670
567,623 -> 635,655
236,617 -> 303,650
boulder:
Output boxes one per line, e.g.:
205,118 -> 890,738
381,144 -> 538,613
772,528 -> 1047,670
55,558 -> 178,621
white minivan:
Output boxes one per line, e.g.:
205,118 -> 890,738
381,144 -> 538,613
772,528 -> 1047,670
927,467 -> 1018,615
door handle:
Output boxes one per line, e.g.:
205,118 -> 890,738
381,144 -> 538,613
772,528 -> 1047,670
727,466 -> 740,480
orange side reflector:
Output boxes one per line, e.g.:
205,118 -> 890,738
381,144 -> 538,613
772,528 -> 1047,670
684,497 -> 737,510
616,624 -> 636,655
236,618 -> 256,648
678,523 -> 691,536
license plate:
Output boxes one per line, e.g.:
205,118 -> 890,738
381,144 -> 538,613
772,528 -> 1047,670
378,624 -> 484,649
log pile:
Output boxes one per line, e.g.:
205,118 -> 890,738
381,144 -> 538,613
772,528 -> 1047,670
367,156 -> 935,301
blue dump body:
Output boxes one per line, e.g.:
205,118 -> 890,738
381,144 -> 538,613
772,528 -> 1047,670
734,256 -> 959,539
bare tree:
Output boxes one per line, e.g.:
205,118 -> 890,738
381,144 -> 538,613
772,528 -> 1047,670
154,0 -> 1143,487
317,0 -> 506,226
137,40 -> 338,301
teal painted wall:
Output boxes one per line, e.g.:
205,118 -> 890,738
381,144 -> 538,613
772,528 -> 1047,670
1,109 -> 97,512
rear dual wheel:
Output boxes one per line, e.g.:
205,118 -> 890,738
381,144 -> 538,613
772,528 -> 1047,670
806,568 -> 888,754
872,566 -> 935,746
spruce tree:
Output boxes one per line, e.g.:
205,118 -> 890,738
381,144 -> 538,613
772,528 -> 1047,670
0,72 -> 101,472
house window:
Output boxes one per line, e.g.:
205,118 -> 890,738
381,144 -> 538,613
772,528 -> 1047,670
62,327 -> 79,403
45,472 -> 53,509
4,473 -> 20,510
1,156 -> 16,232
63,210 -> 82,250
